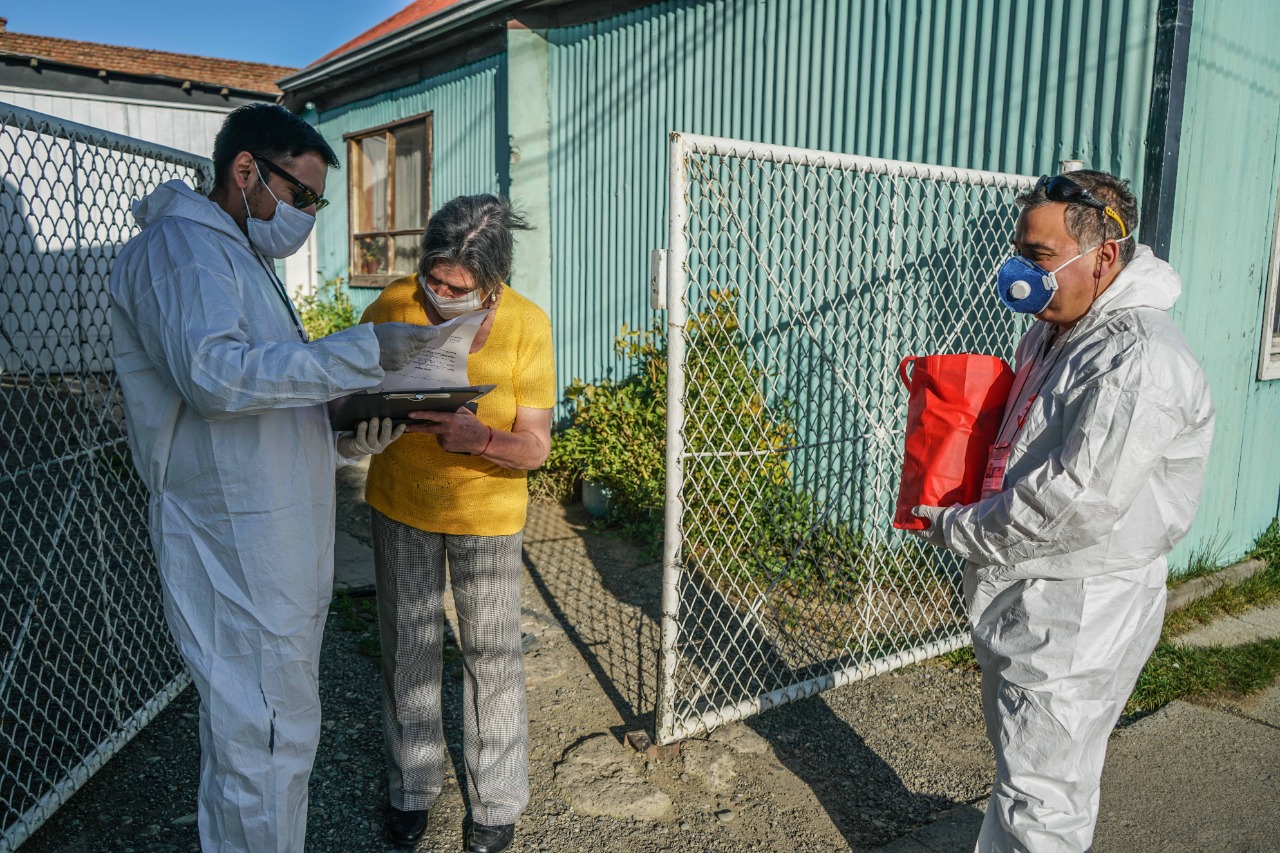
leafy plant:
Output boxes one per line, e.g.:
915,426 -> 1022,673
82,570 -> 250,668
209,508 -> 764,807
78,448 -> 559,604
294,276 -> 359,340
531,314 -> 668,543
534,288 -> 970,663
534,289 -> 863,592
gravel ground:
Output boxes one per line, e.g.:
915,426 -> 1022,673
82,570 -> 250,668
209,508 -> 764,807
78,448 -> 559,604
20,465 -> 993,853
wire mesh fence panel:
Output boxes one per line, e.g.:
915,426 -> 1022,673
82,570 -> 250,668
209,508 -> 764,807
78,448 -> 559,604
0,102 -> 212,851
657,133 -> 1036,744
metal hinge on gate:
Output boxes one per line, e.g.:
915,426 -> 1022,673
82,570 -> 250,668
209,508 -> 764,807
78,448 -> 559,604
650,248 -> 667,311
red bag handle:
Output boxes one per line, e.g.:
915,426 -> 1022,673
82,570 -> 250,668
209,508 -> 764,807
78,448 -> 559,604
898,356 -> 918,391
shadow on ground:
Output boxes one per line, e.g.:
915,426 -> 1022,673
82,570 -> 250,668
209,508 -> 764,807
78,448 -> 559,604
521,501 -> 971,849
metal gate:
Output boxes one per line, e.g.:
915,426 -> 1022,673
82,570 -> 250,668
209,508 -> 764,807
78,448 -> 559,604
656,132 -> 1035,744
0,103 -> 212,850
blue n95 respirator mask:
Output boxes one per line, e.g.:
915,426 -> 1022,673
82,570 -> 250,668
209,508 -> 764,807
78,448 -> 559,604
995,234 -> 1134,314
996,247 -> 1094,314
996,254 -> 1061,314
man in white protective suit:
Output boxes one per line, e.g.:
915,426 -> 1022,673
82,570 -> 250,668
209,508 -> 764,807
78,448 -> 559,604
109,104 -> 440,852
911,170 -> 1215,852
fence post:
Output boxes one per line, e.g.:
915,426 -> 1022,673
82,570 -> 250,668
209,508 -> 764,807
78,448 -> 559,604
656,132 -> 690,745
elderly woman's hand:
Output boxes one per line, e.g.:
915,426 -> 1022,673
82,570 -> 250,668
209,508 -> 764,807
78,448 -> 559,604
406,407 -> 493,455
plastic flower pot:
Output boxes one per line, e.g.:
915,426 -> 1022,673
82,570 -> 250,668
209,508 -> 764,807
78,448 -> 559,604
582,479 -> 614,518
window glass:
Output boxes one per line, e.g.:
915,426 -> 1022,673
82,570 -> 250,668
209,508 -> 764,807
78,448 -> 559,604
348,116 -> 430,285
358,135 -> 387,234
393,123 -> 427,232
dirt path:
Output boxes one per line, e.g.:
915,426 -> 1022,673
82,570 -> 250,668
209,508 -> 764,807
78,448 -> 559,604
21,466 -> 993,852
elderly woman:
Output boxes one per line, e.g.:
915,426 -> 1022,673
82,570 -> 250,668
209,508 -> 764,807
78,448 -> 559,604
359,194 -> 554,853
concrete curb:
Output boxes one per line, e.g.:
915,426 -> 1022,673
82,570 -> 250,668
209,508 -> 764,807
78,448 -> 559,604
1165,557 -> 1267,612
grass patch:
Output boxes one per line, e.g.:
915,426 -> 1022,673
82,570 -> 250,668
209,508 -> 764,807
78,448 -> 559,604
1126,638 -> 1280,714
1129,520 -> 1280,714
931,521 -> 1280,714
1167,535 -> 1228,587
331,594 -> 381,661
1163,523 -> 1280,637
1163,561 -> 1280,636
331,594 -> 377,631
939,645 -> 978,671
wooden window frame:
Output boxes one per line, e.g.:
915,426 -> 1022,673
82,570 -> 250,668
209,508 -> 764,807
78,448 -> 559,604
345,111 -> 433,288
1258,182 -> 1280,379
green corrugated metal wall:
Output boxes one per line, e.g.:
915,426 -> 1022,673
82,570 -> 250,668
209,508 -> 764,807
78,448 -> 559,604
309,55 -> 505,315
546,0 -> 1159,392
1166,0 -> 1280,561
299,0 -> 1280,565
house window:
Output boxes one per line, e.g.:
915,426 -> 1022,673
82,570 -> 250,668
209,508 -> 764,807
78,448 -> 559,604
346,113 -> 432,287
1259,183 -> 1280,379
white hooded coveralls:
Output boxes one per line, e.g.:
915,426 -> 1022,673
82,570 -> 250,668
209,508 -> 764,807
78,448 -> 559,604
930,245 -> 1215,853
109,180 -> 384,852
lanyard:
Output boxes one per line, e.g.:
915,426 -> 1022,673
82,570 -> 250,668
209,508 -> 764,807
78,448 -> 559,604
996,324 -> 1073,446
253,252 -> 309,343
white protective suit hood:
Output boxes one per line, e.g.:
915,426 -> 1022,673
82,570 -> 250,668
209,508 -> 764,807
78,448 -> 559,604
131,177 -> 240,232
930,244 -> 1214,853
109,179 -> 383,852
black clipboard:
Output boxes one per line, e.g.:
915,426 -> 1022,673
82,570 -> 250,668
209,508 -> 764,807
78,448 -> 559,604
329,385 -> 496,431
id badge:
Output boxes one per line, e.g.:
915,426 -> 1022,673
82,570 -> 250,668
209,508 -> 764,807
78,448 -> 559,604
982,443 -> 1011,499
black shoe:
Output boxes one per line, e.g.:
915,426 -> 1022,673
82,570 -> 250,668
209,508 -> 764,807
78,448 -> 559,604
385,807 -> 428,849
466,822 -> 515,853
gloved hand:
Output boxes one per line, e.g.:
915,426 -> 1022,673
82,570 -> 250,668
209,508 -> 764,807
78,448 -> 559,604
337,417 -> 406,459
372,322 -> 440,371
909,505 -> 947,548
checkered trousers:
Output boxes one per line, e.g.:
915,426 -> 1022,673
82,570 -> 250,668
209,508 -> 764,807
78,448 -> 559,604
369,508 -> 529,826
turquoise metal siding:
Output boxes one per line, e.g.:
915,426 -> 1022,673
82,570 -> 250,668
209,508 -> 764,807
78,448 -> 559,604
309,55 -> 505,302
1166,0 -> 1280,561
285,0 -> 1280,566
546,0 -> 1159,396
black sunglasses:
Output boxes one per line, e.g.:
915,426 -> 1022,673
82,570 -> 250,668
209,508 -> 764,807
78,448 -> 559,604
1035,174 -> 1127,238
253,155 -> 329,212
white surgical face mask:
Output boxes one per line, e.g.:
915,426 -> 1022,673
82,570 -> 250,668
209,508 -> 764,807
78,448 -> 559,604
242,163 -> 315,259
420,274 -> 490,319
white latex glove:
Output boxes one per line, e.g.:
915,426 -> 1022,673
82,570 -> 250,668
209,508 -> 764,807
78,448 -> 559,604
372,322 -> 440,371
909,505 -> 947,547
337,417 -> 406,459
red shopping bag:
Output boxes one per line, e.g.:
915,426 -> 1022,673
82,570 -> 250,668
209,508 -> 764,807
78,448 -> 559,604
892,354 -> 1015,530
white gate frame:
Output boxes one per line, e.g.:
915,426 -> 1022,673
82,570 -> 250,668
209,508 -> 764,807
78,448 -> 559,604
656,131 -> 1036,745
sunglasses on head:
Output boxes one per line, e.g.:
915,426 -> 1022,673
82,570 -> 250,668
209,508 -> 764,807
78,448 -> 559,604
253,155 -> 329,211
1035,174 -> 1127,238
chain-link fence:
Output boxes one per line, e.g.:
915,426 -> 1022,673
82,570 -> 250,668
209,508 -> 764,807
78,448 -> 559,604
0,102 -> 212,851
656,132 -> 1036,744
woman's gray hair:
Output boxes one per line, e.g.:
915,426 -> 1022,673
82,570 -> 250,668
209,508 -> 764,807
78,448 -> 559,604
418,194 -> 532,294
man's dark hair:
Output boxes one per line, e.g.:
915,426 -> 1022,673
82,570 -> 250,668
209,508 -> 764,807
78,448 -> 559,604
418,195 -> 533,293
211,103 -> 339,189
1016,170 -> 1139,266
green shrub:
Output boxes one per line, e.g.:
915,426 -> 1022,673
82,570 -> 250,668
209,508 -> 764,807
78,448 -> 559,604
294,277 -> 359,340
536,289 -> 828,582
531,310 -> 668,542
535,290 -> 960,648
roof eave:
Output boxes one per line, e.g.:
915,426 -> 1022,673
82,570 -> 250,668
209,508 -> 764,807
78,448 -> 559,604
0,49 -> 288,98
278,0 -> 525,93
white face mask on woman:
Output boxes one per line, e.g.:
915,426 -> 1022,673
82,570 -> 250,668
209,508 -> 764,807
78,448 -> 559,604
242,163 -> 315,259
420,274 -> 491,319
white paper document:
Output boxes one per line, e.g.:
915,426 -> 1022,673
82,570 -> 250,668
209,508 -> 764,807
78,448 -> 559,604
377,309 -> 488,392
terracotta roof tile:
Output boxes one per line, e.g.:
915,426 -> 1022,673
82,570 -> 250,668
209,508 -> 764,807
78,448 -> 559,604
0,29 -> 295,94
309,0 -> 464,67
